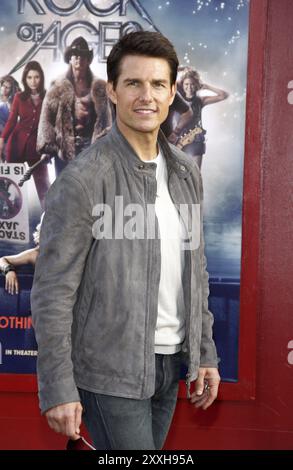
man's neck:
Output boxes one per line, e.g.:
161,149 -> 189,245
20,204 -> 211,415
116,120 -> 159,161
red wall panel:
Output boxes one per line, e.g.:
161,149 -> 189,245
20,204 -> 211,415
166,0 -> 293,450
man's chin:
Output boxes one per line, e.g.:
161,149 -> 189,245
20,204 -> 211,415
133,119 -> 161,133
136,125 -> 159,134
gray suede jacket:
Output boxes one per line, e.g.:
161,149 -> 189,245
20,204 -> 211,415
31,122 -> 218,414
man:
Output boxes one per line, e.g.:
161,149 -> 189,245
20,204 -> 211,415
31,31 -> 220,450
37,36 -> 113,175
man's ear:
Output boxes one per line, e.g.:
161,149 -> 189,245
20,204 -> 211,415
106,82 -> 117,105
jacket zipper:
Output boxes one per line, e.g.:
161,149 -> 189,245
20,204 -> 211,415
143,173 -> 158,397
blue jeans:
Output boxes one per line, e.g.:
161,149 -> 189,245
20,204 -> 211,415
78,351 -> 182,450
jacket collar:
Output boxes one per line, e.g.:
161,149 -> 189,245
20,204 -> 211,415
108,120 -> 192,179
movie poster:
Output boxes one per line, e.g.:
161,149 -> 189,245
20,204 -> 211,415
0,0 -> 249,380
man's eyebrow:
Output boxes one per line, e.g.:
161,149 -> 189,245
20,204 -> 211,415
123,78 -> 141,83
152,79 -> 169,83
122,78 -> 170,84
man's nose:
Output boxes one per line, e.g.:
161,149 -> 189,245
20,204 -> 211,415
139,84 -> 153,102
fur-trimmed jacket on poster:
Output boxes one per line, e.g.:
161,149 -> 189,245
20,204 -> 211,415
37,75 -> 113,161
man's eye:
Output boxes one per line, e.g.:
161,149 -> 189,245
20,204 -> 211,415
154,83 -> 165,88
128,81 -> 138,86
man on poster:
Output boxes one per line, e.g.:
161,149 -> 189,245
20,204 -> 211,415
31,31 -> 220,450
37,36 -> 113,175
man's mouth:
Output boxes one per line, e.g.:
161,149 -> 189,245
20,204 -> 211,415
134,109 -> 157,114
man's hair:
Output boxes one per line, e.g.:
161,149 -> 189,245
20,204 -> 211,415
107,31 -> 179,89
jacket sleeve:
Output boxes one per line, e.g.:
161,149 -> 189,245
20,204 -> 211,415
1,93 -> 19,141
198,173 -> 219,368
31,170 -> 93,413
36,86 -> 58,154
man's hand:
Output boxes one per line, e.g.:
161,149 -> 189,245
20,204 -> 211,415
45,401 -> 83,440
190,367 -> 220,410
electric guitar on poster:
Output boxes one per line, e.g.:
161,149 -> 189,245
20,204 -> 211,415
18,154 -> 52,187
176,127 -> 204,150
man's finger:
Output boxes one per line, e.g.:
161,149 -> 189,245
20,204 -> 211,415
202,384 -> 219,410
65,413 -> 78,439
202,393 -> 216,410
196,397 -> 209,408
195,372 -> 205,396
47,415 -> 62,434
75,403 -> 83,435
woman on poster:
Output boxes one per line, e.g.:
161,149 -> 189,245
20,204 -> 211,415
176,68 -> 229,169
0,61 -> 50,209
0,75 -> 20,134
0,75 -> 20,160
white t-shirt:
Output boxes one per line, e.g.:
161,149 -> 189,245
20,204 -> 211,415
142,150 -> 186,354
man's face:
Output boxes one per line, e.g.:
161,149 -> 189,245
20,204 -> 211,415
107,55 -> 176,137
1,81 -> 12,98
70,54 -> 91,73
